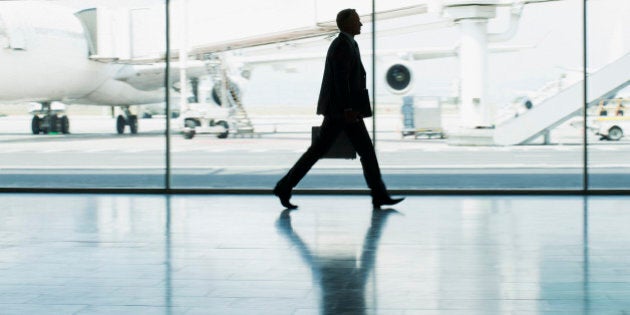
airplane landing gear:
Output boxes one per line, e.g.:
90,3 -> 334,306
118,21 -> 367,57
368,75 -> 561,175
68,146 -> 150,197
31,116 -> 41,134
129,115 -> 138,134
116,106 -> 139,135
116,115 -> 125,134
31,102 -> 70,135
60,116 -> 70,134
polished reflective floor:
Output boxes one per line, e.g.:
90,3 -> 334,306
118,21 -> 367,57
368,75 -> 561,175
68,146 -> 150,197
0,194 -> 629,314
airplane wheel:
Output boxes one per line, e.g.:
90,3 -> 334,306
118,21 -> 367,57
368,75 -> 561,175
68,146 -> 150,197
129,115 -> 138,134
217,120 -> 229,139
183,130 -> 195,139
48,115 -> 59,133
31,116 -> 41,134
116,115 -> 126,134
60,116 -> 70,134
183,120 -> 196,140
608,126 -> 623,141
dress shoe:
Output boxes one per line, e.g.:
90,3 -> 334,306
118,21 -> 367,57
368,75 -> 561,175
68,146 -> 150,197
273,185 -> 297,209
372,196 -> 404,209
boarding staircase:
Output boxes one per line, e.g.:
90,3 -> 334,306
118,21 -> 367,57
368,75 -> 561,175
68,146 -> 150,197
226,86 -> 255,136
204,55 -> 255,136
493,53 -> 630,145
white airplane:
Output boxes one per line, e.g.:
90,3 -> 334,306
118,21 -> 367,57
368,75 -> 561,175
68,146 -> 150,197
0,0 -> 553,137
0,1 -> 206,135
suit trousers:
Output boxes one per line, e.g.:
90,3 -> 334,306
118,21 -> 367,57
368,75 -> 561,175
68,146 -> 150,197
278,115 -> 388,198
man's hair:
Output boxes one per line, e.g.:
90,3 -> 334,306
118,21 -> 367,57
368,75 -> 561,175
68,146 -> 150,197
336,9 -> 356,30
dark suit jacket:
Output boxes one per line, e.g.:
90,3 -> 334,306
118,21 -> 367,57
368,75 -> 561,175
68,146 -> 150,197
316,33 -> 370,118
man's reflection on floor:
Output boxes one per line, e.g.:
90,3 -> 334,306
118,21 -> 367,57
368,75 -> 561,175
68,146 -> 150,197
276,208 -> 399,314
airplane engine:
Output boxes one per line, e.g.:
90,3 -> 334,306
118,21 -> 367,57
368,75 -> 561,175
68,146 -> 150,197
384,62 -> 413,95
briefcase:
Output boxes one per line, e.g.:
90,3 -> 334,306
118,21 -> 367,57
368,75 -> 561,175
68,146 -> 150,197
312,126 -> 357,159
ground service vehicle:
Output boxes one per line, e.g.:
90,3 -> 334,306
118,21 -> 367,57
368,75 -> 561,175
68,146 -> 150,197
593,98 -> 629,141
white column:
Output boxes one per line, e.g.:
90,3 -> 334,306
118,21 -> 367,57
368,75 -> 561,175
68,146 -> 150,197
459,18 -> 490,128
444,2 -> 497,130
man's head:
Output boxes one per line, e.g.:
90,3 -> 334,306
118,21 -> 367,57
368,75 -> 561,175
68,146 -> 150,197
336,9 -> 362,36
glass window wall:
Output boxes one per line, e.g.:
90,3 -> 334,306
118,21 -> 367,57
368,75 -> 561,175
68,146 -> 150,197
0,0 -> 627,192
374,0 -> 585,190
0,0 -> 167,188
170,0 -> 373,190
585,0 -> 630,190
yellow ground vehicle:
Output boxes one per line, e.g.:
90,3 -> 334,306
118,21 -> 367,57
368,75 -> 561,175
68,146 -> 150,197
593,98 -> 629,141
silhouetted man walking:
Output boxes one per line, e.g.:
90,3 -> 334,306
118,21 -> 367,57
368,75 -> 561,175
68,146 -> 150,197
273,8 -> 404,209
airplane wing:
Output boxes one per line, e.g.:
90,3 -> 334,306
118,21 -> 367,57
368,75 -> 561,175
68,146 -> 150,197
113,61 -> 208,91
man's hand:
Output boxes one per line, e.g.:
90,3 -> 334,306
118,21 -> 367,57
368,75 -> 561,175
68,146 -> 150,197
344,110 -> 361,123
